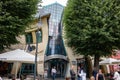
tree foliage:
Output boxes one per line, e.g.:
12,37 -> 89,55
0,0 -> 40,51
63,0 -> 120,67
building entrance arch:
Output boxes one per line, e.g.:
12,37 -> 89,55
44,58 -> 68,78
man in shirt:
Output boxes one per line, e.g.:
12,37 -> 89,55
51,66 -> 57,80
113,69 -> 120,80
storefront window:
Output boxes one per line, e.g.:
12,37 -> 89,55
20,63 -> 34,74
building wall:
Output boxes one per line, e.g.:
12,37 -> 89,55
9,15 -> 49,76
37,17 -> 49,75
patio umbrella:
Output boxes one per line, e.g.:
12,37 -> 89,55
112,60 -> 120,64
0,49 -> 40,79
99,58 -> 118,65
0,49 -> 40,63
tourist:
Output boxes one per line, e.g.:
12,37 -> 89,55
90,76 -> 95,80
51,66 -> 57,80
96,69 -> 105,80
70,65 -> 76,80
77,66 -> 82,80
92,67 -> 97,80
113,69 -> 120,80
0,76 -> 2,80
81,67 -> 86,80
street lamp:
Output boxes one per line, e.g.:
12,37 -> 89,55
34,17 -> 42,80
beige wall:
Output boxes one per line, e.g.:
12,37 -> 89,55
37,17 -> 49,75
9,15 -> 49,76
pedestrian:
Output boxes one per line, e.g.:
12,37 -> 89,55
109,71 -> 114,80
90,76 -> 95,80
51,66 -> 57,80
92,67 -> 97,80
70,65 -> 76,80
81,67 -> 86,80
0,76 -> 2,80
113,69 -> 120,80
77,66 -> 82,80
96,69 -> 105,80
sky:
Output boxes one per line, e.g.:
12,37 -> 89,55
42,0 -> 68,6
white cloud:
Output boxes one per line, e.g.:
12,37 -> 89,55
42,0 -> 68,6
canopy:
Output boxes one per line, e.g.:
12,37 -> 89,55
99,58 -> 118,65
0,49 -> 40,63
112,60 -> 120,64
0,49 -> 40,79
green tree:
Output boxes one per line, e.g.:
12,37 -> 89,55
63,0 -> 120,69
0,0 -> 40,51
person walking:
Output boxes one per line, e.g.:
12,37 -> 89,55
90,76 -> 95,80
70,65 -> 76,80
96,69 -> 105,80
0,76 -> 2,80
77,66 -> 82,80
113,69 -> 120,80
81,68 -> 86,80
92,67 -> 97,80
51,66 -> 57,80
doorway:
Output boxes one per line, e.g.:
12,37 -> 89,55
45,59 -> 67,78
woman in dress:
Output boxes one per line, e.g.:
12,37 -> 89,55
96,69 -> 105,80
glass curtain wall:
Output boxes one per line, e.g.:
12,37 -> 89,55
44,3 -> 66,56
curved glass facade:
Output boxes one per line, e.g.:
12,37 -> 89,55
44,3 -> 66,56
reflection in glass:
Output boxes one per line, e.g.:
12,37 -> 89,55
44,3 -> 66,56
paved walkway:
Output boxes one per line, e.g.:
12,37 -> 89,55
43,78 -> 89,80
2,77 -> 90,80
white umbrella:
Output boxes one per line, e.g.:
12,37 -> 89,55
0,49 -> 40,63
112,60 -> 120,64
99,58 -> 118,65
0,49 -> 40,79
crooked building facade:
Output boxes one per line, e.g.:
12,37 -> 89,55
0,2 -> 94,78
43,3 -> 68,77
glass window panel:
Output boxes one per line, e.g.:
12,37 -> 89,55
44,3 -> 67,56
36,30 -> 42,43
20,63 -> 34,74
25,33 -> 33,44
